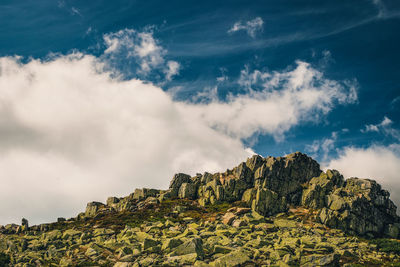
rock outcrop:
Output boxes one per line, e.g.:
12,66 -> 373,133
68,152 -> 400,239
1,151 -> 399,266
165,152 -> 399,238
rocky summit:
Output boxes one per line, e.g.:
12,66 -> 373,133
1,152 -> 400,266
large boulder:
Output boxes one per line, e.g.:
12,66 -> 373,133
251,188 -> 287,216
132,188 -> 160,201
301,170 -> 344,209
85,201 -> 106,217
254,152 -> 321,204
317,178 -> 399,237
169,173 -> 192,197
210,249 -> 251,267
169,237 -> 204,259
178,183 -> 197,199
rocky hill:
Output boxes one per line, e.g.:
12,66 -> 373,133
1,152 -> 400,266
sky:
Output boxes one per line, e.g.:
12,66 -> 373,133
0,0 -> 399,225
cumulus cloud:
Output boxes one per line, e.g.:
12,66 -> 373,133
326,144 -> 400,210
0,54 -> 251,224
215,61 -> 358,140
228,17 -> 264,38
103,29 -> 179,81
0,54 -> 356,225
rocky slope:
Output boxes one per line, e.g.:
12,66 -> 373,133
1,152 -> 400,266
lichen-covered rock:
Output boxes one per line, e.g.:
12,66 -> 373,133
196,152 -> 320,212
169,237 -> 204,259
162,238 -> 183,251
107,197 -> 120,206
222,212 -> 236,225
85,201 -> 106,217
178,182 -> 197,199
252,188 -> 287,216
316,177 -> 399,237
300,253 -> 340,267
2,151 -> 400,267
169,173 -> 192,197
132,188 -> 159,201
254,152 -> 321,204
211,248 -> 251,267
301,170 -> 344,209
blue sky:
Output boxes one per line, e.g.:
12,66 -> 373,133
0,0 -> 399,224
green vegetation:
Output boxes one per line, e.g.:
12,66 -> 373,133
0,252 -> 10,266
370,238 -> 400,255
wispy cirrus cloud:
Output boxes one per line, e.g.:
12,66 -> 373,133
306,132 -> 338,161
361,116 -> 400,140
228,17 -> 264,38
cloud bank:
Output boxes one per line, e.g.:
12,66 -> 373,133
0,44 -> 357,225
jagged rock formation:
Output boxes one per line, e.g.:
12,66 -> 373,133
49,152 -> 400,239
163,152 -> 399,238
1,152 -> 400,266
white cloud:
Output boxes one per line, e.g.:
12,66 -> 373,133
221,61 -> 358,141
191,86 -> 219,103
216,76 -> 228,83
228,17 -> 264,38
165,60 -> 180,81
103,29 -> 179,80
326,144 -> 400,210
0,54 -> 251,225
217,67 -> 228,83
71,7 -> 82,17
361,116 -> 400,140
0,54 -> 356,225
306,132 -> 338,161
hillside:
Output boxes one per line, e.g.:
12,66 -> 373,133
1,152 -> 400,266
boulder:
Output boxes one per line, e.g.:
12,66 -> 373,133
21,218 -> 28,228
251,188 -> 287,216
162,238 -> 183,251
222,212 -> 236,225
301,170 -> 344,209
245,154 -> 264,172
169,237 -> 204,259
57,217 -> 66,223
107,197 -> 120,206
85,201 -> 106,217
132,188 -> 159,201
178,182 -> 197,199
143,237 -> 160,250
300,253 -> 340,267
254,152 -> 321,204
232,219 -> 247,228
211,249 -> 251,267
316,177 -> 398,237
169,173 -> 192,197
